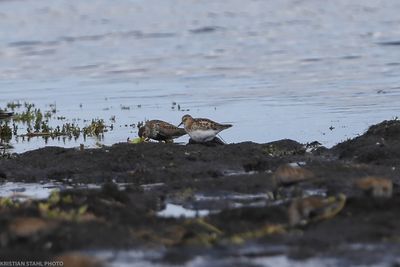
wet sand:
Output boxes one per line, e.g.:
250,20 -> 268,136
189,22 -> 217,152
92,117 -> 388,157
0,119 -> 399,266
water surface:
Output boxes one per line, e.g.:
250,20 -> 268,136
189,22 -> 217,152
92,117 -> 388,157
1,0 -> 400,152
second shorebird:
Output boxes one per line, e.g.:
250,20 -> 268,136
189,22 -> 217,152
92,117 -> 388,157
179,114 -> 232,142
138,120 -> 186,142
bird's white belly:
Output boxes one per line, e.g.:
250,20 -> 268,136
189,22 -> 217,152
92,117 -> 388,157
189,130 -> 218,142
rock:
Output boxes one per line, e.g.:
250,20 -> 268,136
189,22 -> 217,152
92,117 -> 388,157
354,176 -> 393,198
9,217 -> 56,238
54,253 -> 103,267
288,194 -> 346,226
273,164 -> 314,185
332,120 -> 400,165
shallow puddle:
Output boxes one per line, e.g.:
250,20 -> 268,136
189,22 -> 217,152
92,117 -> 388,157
160,188 -> 329,218
194,192 -> 272,202
0,181 -> 120,201
157,203 -> 211,218
0,182 -> 66,200
87,243 -> 400,267
288,162 -> 307,167
222,170 -> 259,176
89,249 -> 165,267
194,192 -> 272,209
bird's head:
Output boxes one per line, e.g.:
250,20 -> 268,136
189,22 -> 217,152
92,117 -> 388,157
179,114 -> 193,127
138,126 -> 148,138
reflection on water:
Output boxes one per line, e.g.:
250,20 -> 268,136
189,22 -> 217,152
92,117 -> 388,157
1,0 -> 400,152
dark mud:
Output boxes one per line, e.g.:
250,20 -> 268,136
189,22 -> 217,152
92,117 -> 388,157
0,120 -> 400,266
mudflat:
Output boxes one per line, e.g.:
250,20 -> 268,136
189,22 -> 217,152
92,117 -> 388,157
0,120 -> 399,266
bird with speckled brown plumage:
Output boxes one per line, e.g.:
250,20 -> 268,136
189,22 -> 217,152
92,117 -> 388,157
138,120 -> 186,142
179,114 -> 232,143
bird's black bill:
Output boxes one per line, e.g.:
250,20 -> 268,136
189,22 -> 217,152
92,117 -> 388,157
138,126 -> 145,138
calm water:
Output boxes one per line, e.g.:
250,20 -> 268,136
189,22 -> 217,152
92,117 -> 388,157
1,0 -> 400,152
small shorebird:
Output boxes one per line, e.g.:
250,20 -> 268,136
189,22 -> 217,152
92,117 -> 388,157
138,120 -> 186,142
179,114 -> 232,142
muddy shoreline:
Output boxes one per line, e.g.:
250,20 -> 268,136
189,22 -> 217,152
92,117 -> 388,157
0,120 -> 399,266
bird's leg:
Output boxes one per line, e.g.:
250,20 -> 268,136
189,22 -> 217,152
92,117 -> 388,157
216,134 -> 227,144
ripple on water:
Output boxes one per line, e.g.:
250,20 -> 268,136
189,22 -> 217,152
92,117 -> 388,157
377,40 -> 400,46
2,0 -> 400,152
